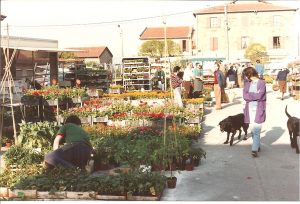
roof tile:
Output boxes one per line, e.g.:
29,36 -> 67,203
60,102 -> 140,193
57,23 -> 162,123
140,26 -> 192,40
68,47 -> 107,58
193,2 -> 297,15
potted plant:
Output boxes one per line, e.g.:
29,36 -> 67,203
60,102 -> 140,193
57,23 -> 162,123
163,131 -> 179,189
188,147 -> 206,167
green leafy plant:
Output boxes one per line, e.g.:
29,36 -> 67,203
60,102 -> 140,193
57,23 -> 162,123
3,145 -> 44,166
17,120 -> 59,153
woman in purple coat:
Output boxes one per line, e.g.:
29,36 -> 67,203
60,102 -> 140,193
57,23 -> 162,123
243,67 -> 266,157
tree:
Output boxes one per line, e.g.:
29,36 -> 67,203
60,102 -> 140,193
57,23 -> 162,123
139,40 -> 181,58
244,43 -> 269,64
59,52 -> 76,59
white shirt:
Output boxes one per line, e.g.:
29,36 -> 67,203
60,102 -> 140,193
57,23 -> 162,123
183,68 -> 193,81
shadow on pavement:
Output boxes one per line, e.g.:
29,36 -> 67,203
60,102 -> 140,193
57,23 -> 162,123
261,126 -> 285,145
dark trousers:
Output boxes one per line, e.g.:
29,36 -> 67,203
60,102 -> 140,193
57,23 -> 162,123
45,142 -> 92,169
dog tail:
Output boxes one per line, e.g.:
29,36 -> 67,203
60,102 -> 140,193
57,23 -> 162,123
285,105 -> 292,119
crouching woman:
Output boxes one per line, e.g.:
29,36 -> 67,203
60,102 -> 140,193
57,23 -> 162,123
44,115 -> 93,169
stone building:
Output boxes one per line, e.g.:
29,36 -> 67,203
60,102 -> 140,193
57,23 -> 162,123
139,26 -> 195,56
193,1 -> 298,62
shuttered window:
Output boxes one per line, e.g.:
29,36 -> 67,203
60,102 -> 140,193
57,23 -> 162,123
210,37 -> 218,51
241,36 -> 249,49
273,36 -> 281,49
210,17 -> 219,28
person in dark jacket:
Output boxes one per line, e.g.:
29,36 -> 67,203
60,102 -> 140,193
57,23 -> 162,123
276,68 -> 290,100
227,66 -> 236,89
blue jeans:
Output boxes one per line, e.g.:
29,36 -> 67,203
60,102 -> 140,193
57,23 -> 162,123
45,142 -> 92,169
250,123 -> 262,152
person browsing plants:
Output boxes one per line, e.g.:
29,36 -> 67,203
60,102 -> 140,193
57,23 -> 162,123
44,115 -> 93,170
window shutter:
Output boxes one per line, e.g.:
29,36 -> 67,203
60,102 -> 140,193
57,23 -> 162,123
210,37 -> 213,51
207,17 -> 211,28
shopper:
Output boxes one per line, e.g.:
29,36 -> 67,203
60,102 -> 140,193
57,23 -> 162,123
276,68 -> 290,100
192,63 -> 204,98
243,67 -> 266,158
44,115 -> 93,169
182,62 -> 194,99
213,62 -> 226,110
153,66 -> 165,91
255,59 -> 265,80
227,65 -> 236,89
171,66 -> 183,107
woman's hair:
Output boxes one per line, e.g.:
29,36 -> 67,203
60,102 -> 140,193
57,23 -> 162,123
65,115 -> 82,125
243,67 -> 259,79
173,66 -> 181,73
177,71 -> 184,79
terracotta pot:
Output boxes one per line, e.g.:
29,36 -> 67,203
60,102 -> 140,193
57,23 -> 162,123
185,163 -> 194,171
167,177 -> 177,189
193,158 -> 200,167
5,142 -> 12,148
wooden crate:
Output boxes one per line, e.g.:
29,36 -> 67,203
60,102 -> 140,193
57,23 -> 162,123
127,195 -> 160,201
37,191 -> 66,199
9,189 -> 37,199
95,194 -> 126,200
66,191 -> 96,199
0,187 -> 8,197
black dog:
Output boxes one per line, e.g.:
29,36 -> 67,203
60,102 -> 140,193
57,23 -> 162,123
219,113 -> 249,146
285,105 -> 300,154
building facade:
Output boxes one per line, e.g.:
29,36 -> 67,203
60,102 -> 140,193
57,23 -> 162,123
193,2 -> 298,62
139,26 -> 195,56
71,46 -> 113,65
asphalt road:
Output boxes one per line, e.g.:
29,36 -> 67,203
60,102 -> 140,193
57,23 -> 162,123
161,84 -> 300,201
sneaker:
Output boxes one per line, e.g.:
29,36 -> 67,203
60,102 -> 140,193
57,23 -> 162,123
251,151 -> 258,157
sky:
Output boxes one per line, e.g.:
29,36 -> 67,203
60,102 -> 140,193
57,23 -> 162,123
1,0 -> 300,63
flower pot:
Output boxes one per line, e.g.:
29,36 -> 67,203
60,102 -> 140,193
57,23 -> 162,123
185,163 -> 194,171
0,187 -> 9,197
167,177 -> 177,189
5,142 -> 12,148
193,158 -> 200,167
151,163 -> 165,171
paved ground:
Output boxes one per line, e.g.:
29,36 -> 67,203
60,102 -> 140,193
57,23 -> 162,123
161,84 -> 300,201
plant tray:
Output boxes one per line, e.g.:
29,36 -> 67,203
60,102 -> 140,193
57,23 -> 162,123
127,195 -> 161,201
43,99 -> 59,106
92,116 -> 108,123
37,191 -> 66,199
95,194 -> 126,200
109,88 -> 124,94
66,191 -> 96,199
186,117 -> 200,124
71,97 -> 83,104
186,103 -> 204,110
79,116 -> 92,124
9,189 -> 37,199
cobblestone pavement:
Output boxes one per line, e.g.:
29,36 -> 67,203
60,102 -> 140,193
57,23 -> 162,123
161,84 -> 300,201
